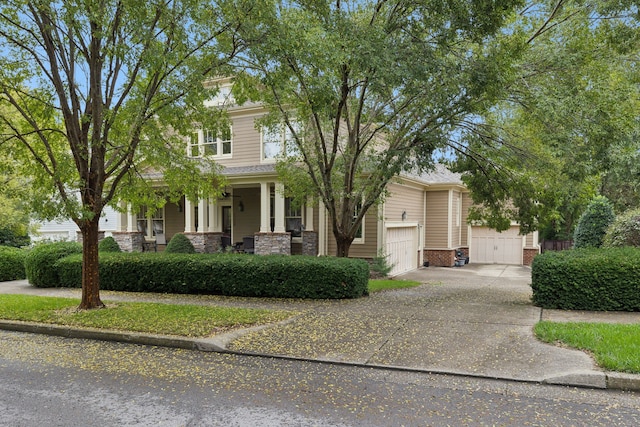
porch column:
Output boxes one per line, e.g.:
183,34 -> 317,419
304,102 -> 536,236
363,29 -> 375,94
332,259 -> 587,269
116,202 -> 130,232
302,198 -> 318,256
208,198 -> 219,232
260,181 -> 270,233
197,198 -> 207,233
273,182 -> 285,233
318,205 -> 326,256
112,203 -> 143,252
126,204 -> 136,232
305,198 -> 314,231
184,199 -> 195,233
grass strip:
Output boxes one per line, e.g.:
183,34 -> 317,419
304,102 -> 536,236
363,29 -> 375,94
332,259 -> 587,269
0,294 -> 294,338
368,279 -> 421,293
534,321 -> 640,374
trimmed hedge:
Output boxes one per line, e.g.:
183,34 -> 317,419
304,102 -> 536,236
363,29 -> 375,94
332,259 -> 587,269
165,233 -> 195,254
531,248 -> 640,311
98,236 -> 122,252
24,241 -> 82,288
0,246 -> 27,281
54,253 -> 369,299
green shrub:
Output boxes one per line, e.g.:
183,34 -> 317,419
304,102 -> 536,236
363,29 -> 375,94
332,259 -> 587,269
0,246 -> 27,281
0,228 -> 31,248
54,253 -> 369,299
603,208 -> 640,248
98,236 -> 121,252
25,241 -> 82,287
531,248 -> 640,311
573,196 -> 615,249
164,233 -> 195,254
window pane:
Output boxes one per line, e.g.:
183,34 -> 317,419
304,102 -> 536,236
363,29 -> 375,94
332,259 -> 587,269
188,133 -> 200,157
263,127 -> 281,159
203,129 -> 217,156
221,125 -> 232,155
284,123 -> 300,157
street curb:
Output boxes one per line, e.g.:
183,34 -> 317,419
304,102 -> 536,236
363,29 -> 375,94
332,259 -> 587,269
2,319 -> 639,392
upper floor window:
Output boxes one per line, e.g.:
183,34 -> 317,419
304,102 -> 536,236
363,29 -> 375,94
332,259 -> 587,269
188,125 -> 232,158
262,122 -> 301,161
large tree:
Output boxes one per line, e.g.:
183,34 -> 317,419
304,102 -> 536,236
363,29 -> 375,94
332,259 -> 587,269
0,0 -> 244,308
451,0 -> 640,237
233,0 -> 526,256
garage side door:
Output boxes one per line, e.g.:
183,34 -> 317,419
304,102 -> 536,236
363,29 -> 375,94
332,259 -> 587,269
386,226 -> 418,276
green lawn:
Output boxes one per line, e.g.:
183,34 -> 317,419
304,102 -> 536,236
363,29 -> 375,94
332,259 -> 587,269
0,279 -> 420,338
368,279 -> 421,293
0,294 -> 294,337
534,321 -> 640,374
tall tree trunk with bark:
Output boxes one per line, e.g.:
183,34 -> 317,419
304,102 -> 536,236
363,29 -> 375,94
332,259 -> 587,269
79,216 -> 104,310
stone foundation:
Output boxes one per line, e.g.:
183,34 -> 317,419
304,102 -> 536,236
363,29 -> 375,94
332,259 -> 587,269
255,232 -> 291,255
112,231 -> 144,252
425,249 -> 456,267
76,231 -> 105,245
301,231 -> 318,256
523,247 -> 540,266
183,232 -> 222,253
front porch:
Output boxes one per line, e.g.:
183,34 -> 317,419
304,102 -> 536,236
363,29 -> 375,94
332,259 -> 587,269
113,181 -> 318,256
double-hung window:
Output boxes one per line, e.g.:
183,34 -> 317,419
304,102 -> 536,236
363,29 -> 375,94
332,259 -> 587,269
285,198 -> 303,238
136,206 -> 164,239
189,125 -> 232,158
262,122 -> 301,161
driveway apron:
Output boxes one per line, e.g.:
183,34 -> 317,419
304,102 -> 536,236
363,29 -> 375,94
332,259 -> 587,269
227,265 -> 598,383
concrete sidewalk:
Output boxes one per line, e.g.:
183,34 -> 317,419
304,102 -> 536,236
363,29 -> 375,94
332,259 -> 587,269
2,265 -> 640,391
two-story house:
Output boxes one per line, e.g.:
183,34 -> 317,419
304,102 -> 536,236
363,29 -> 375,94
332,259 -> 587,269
111,81 -> 539,275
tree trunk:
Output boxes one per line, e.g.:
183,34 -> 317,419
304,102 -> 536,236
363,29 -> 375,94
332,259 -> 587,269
79,217 -> 105,310
334,234 -> 353,258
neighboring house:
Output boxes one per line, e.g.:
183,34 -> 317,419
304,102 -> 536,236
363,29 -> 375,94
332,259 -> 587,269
31,206 -> 118,242
112,80 -> 539,275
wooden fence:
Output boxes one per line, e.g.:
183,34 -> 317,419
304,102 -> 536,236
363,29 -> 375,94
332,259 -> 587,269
541,240 -> 573,252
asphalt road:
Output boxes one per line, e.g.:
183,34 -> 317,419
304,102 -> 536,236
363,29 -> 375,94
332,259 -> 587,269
1,331 -> 639,426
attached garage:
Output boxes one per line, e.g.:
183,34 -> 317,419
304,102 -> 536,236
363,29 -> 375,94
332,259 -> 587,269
385,224 -> 420,276
470,226 -> 524,265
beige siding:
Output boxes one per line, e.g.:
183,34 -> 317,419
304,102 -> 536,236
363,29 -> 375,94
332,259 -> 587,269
451,191 -> 462,247
326,211 -> 378,258
215,114 -> 262,167
525,232 -> 534,247
164,200 -> 185,242
461,192 -> 472,246
425,190 -> 449,248
384,183 -> 424,224
232,187 -> 261,241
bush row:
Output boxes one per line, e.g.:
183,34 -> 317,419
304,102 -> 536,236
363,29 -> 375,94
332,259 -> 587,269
531,248 -> 640,311
53,252 -> 369,299
24,241 -> 83,287
0,246 -> 28,281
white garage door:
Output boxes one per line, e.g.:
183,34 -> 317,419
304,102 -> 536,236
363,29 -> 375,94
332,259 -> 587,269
386,226 -> 419,276
471,226 -> 523,265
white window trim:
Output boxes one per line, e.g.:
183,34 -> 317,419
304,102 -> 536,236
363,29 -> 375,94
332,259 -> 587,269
189,126 -> 233,159
353,203 -> 365,245
260,122 -> 301,163
137,206 -> 165,240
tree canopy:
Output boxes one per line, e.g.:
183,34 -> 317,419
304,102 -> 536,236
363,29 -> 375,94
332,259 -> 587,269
451,0 -> 640,238
0,0 -> 243,308
232,0 -> 527,256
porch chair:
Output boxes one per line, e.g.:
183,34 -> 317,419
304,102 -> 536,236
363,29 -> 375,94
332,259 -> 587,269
221,235 -> 232,251
243,236 -> 255,254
